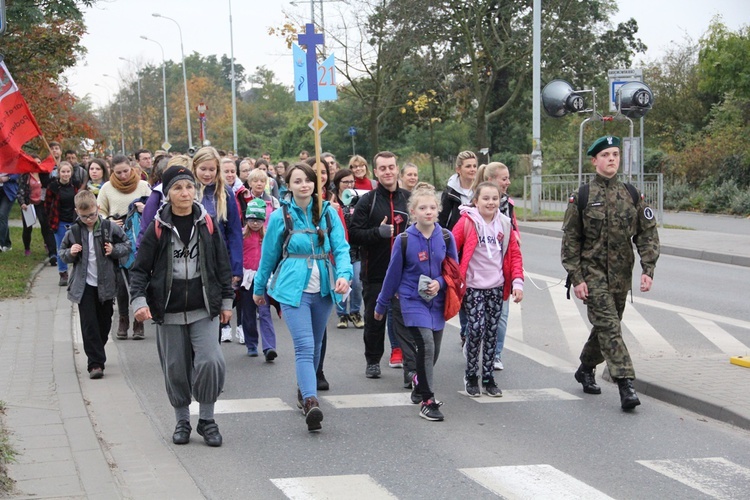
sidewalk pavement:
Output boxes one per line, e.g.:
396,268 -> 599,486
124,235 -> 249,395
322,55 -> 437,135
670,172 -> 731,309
1,219 -> 749,498
0,264 -> 203,499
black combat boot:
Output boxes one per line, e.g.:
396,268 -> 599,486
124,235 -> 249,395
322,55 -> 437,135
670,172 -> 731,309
617,378 -> 641,410
574,364 -> 601,394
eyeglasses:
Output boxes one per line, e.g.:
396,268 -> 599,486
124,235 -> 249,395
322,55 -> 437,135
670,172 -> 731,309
78,211 -> 98,221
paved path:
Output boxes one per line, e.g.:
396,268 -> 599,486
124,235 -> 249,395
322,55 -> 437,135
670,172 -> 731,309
0,264 -> 202,499
0,213 -> 749,498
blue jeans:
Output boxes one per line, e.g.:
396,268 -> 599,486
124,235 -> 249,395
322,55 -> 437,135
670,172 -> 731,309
54,221 -> 73,272
336,260 -> 362,316
0,190 -> 13,248
458,307 -> 467,338
494,298 -> 510,359
239,288 -> 276,352
386,303 -> 399,349
281,292 -> 333,400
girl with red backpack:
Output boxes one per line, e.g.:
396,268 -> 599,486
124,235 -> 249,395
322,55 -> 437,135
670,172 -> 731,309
452,182 -> 524,399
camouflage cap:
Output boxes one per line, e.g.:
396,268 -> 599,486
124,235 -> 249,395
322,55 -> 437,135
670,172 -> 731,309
587,136 -> 621,157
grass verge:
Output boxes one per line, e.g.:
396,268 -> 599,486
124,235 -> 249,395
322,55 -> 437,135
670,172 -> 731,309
514,206 -> 565,221
0,223 -> 50,299
0,401 -> 17,496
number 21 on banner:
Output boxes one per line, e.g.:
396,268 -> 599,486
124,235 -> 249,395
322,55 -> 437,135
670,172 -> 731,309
317,53 -> 337,101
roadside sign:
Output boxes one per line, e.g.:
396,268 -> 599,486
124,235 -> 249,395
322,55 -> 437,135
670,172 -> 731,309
608,68 -> 643,113
0,1 -> 6,36
161,141 -> 171,151
308,115 -> 328,135
348,126 -> 356,136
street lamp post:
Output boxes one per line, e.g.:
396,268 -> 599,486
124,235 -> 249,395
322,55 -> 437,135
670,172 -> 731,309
119,57 -> 143,148
153,13 -> 193,150
141,36 -> 170,150
101,75 -> 126,154
228,0 -> 238,154
93,85 -> 114,152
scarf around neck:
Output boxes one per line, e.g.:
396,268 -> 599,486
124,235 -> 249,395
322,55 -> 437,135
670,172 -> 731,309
110,168 -> 140,194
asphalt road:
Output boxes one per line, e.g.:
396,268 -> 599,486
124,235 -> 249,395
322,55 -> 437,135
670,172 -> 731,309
115,233 -> 750,499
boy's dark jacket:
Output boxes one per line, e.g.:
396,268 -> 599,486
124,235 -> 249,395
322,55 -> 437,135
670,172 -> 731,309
59,217 -> 131,304
348,183 -> 410,283
129,202 -> 233,324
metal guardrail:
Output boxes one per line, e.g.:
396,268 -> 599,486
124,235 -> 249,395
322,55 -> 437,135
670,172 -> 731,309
521,173 -> 664,224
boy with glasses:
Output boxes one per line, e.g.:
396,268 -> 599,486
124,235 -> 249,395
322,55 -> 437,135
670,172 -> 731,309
59,190 -> 131,379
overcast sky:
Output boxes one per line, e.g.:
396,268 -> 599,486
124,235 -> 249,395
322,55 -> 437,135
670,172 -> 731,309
67,0 -> 749,108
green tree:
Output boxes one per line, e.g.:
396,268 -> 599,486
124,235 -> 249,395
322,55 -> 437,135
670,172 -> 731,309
3,0 -> 100,147
698,19 -> 750,101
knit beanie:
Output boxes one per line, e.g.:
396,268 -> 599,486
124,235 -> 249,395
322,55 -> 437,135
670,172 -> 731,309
161,165 -> 196,194
245,197 -> 267,220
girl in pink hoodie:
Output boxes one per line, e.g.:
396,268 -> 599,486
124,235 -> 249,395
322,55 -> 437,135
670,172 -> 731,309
452,182 -> 524,398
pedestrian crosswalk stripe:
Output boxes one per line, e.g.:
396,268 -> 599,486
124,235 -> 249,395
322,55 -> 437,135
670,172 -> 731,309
636,457 -> 750,499
622,302 -> 679,356
544,276 -> 591,357
271,474 -> 396,499
678,314 -> 750,355
504,337 -> 575,370
635,296 -> 750,330
462,388 -> 581,404
189,398 -> 293,415
459,464 -> 614,499
322,393 -> 413,409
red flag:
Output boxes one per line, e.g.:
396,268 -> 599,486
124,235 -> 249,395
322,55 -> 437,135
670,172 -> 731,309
0,59 -> 53,174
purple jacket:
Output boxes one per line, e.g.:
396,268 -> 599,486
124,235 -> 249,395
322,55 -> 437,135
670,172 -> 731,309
136,184 -> 164,249
375,223 -> 457,331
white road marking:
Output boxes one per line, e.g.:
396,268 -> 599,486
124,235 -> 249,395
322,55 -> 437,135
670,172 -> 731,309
462,388 -> 581,404
636,457 -> 750,500
678,314 -> 750,355
507,301 -> 524,341
271,474 -> 397,500
635,296 -> 750,330
189,398 -> 293,415
459,464 -> 614,499
622,302 -> 679,357
322,393 -> 413,409
533,274 -> 591,358
503,337 -> 576,371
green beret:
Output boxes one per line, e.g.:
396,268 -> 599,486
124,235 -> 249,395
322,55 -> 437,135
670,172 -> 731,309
587,136 -> 621,157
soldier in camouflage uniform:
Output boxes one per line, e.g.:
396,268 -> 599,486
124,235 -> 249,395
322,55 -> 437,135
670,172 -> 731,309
561,135 -> 660,410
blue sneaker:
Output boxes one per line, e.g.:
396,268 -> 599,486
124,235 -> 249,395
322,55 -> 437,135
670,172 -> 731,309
247,347 -> 259,357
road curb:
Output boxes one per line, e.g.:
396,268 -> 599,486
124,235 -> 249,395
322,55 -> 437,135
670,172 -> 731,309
517,224 -> 750,268
634,377 -> 750,431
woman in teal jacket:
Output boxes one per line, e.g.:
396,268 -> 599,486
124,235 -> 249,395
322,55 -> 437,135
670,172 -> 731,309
254,163 -> 352,432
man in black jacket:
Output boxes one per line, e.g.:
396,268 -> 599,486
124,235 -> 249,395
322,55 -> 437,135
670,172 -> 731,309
349,151 -> 412,379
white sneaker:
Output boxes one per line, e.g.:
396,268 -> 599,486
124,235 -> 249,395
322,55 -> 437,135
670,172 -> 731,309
220,325 -> 232,343
493,357 -> 504,370
236,325 -> 245,344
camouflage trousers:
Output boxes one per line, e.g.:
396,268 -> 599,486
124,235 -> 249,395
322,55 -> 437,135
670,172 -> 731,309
579,288 -> 635,379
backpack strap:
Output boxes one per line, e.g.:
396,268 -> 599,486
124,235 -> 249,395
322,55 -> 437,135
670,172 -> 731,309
400,231 -> 408,263
269,204 -> 333,290
624,182 -> 640,205
71,223 -> 82,246
401,228 -> 450,263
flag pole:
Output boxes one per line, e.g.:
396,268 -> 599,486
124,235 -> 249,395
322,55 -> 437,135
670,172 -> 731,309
38,134 -> 60,168
313,100 -> 323,215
